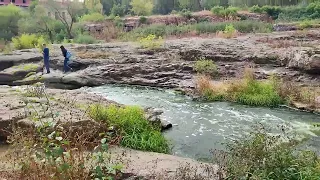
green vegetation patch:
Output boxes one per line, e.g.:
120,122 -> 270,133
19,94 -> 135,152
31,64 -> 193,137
121,20 -> 272,41
89,104 -> 170,153
13,63 -> 39,72
196,70 -> 284,107
194,58 -> 218,76
218,126 -> 320,179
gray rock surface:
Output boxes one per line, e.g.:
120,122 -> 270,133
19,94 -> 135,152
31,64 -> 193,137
0,30 -> 320,89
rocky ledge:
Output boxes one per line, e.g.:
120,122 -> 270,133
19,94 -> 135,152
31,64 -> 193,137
1,30 -> 320,91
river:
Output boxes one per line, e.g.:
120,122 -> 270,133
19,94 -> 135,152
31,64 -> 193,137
86,85 -> 320,160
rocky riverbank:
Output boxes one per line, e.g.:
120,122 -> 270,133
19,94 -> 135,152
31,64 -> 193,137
0,30 -> 320,112
1,30 -> 320,89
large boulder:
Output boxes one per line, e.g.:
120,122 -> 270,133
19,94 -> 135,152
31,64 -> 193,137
288,49 -> 320,74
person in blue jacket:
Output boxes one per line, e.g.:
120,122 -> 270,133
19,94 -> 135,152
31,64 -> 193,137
60,45 -> 72,73
42,44 -> 50,74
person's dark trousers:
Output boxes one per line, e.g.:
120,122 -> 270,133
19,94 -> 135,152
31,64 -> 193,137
44,58 -> 50,73
63,58 -> 71,72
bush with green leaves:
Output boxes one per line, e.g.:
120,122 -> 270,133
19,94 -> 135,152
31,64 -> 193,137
89,104 -> 170,153
74,34 -> 97,44
179,9 -> 193,19
79,12 -> 105,22
211,6 -> 238,18
12,34 -> 48,50
139,16 -> 148,24
194,58 -> 218,76
138,34 -> 164,50
216,125 -> 320,179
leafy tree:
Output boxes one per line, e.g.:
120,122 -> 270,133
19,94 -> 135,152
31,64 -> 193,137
101,0 -> 114,15
0,5 -> 23,41
130,0 -> 154,15
178,0 -> 202,11
153,0 -> 176,14
19,5 -> 63,43
111,3 -> 126,16
84,0 -> 103,13
46,0 -> 85,39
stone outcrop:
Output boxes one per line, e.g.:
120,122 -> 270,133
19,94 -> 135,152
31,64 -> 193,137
288,49 -> 320,75
0,30 -> 320,90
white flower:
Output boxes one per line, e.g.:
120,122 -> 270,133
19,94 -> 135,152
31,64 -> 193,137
55,136 -> 63,141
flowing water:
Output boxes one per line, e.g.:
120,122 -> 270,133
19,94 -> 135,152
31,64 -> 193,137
86,85 -> 320,160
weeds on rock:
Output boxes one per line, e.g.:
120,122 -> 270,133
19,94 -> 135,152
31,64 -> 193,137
138,34 -> 164,50
89,104 -> 170,153
24,83 -> 46,97
194,58 -> 218,76
213,125 -> 320,179
216,24 -> 238,39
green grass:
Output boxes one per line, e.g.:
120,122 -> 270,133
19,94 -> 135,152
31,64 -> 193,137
196,71 -> 284,107
89,104 -> 170,153
235,80 -> 284,107
218,126 -> 320,179
120,20 -> 273,41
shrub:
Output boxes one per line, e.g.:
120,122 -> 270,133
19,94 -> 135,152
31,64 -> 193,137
89,104 -> 169,153
79,12 -> 105,22
299,19 -> 313,29
215,125 -> 320,179
179,9 -> 192,19
12,34 -> 47,50
217,24 -> 238,38
138,34 -> 164,50
211,6 -> 224,15
249,5 -> 263,13
113,16 -> 124,28
194,58 -> 218,76
211,6 -> 238,19
139,16 -> 148,24
74,34 -> 97,44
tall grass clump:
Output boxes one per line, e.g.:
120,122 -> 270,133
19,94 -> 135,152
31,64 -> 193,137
215,125 -> 320,179
196,69 -> 284,107
89,104 -> 170,153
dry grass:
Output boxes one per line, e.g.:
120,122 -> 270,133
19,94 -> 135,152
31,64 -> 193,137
77,51 -> 115,59
278,82 -> 320,108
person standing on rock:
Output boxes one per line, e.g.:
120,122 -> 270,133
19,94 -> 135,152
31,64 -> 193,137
60,45 -> 72,73
42,44 -> 50,74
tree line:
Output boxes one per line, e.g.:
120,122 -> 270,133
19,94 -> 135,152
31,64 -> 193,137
101,0 -> 315,15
